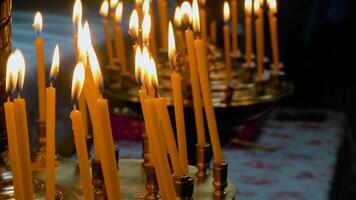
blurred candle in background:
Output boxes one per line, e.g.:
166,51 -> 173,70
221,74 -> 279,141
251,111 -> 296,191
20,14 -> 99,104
100,0 -> 115,66
113,2 -> 128,73
223,1 -> 232,79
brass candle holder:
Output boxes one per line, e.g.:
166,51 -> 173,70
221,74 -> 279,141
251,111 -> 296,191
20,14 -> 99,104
31,120 -> 47,170
212,161 -> 228,199
174,175 -> 194,200
195,143 -> 211,180
145,165 -> 159,200
91,159 -> 107,199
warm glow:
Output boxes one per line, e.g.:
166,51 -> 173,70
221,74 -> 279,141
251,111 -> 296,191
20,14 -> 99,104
192,0 -> 200,33
223,1 -> 230,22
142,0 -> 150,14
245,0 -> 252,15
115,2 -> 123,23
136,0 -> 143,6
71,62 -> 85,103
100,0 -> 109,17
141,46 -> 150,86
50,45 -> 60,82
142,13 -> 151,42
14,50 -> 26,93
268,0 -> 277,13
33,12 -> 43,32
5,54 -> 18,95
72,0 -> 82,29
148,57 -> 158,88
135,46 -> 142,83
168,22 -> 176,62
254,0 -> 261,14
181,1 -> 192,26
77,21 -> 93,63
110,0 -> 119,10
174,7 -> 182,27
198,0 -> 206,4
129,9 -> 139,39
88,46 -> 104,93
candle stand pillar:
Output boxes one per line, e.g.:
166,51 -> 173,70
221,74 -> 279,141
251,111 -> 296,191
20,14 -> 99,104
212,161 -> 228,199
31,121 -> 47,169
145,165 -> 158,200
142,133 -> 150,168
195,143 -> 211,180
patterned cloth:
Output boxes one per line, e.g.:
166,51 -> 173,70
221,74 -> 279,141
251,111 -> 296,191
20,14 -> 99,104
116,109 -> 345,200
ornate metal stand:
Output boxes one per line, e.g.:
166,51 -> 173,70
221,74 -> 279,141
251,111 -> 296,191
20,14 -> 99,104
31,121 -> 47,171
195,143 -> 211,180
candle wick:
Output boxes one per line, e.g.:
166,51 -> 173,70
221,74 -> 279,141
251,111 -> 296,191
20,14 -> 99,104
7,96 -> 10,102
73,104 -> 77,111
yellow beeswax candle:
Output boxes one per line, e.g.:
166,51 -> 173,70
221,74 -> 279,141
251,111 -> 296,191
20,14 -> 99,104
199,7 -> 208,46
255,18 -> 264,80
210,20 -> 217,44
114,2 -> 128,73
157,0 -> 168,49
33,12 -> 46,122
100,1 -> 115,66
194,38 -> 224,164
223,1 -> 232,79
245,0 -> 253,64
231,0 -> 238,53
268,0 -> 280,73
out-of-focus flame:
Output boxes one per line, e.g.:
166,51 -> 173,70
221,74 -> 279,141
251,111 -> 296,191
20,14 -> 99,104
88,46 -> 104,93
148,57 -> 158,89
181,1 -> 192,26
5,54 -> 18,95
129,9 -> 139,39
50,45 -> 60,82
142,13 -> 151,42
142,0 -> 150,14
192,0 -> 200,33
110,0 -> 119,10
268,0 -> 277,13
78,21 -> 92,63
135,46 -> 142,83
115,2 -> 123,23
174,7 -> 182,27
223,1 -> 230,22
245,0 -> 252,16
14,50 -> 26,93
71,62 -> 85,103
72,0 -> 82,29
254,0 -> 261,14
33,12 -> 43,32
100,0 -> 109,17
141,46 -> 150,87
168,22 -> 176,63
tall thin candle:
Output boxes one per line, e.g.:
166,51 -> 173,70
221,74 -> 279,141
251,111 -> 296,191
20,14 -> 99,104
100,0 -> 115,66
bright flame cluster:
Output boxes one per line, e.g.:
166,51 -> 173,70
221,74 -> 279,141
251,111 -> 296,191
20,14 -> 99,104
135,47 -> 158,88
5,50 -> 26,95
72,0 -> 82,29
71,62 -> 85,103
223,1 -> 230,22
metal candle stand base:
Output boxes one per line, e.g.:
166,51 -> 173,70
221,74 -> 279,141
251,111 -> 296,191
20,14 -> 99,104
174,175 -> 194,200
195,143 -> 211,180
213,161 -> 229,199
91,159 -> 107,199
145,165 -> 159,200
142,133 -> 150,169
31,121 -> 47,170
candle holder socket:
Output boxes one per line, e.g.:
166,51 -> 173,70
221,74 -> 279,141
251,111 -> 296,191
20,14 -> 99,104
31,120 -> 47,169
174,175 -> 194,200
85,135 -> 93,159
145,165 -> 159,200
195,143 -> 211,180
142,133 -> 150,169
212,161 -> 228,199
91,159 -> 107,199
114,147 -> 119,169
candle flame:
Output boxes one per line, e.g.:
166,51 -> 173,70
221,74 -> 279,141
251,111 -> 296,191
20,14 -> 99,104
245,0 -> 252,15
50,45 -> 60,82
129,9 -> 139,39
88,46 -> 104,94
33,12 -> 43,32
174,7 -> 182,27
142,0 -> 150,14
168,22 -> 176,63
115,2 -> 123,23
223,1 -> 230,22
110,0 -> 119,10
135,46 -> 142,83
71,62 -> 85,103
78,21 -> 92,62
192,0 -> 200,33
254,0 -> 261,14
142,46 -> 150,87
181,1 -> 192,26
268,0 -> 277,13
148,57 -> 158,89
5,54 -> 18,95
14,50 -> 26,93
100,0 -> 109,17
72,0 -> 82,29
142,13 -> 151,42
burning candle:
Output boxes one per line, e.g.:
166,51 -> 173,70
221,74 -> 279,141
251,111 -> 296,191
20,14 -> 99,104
244,0 -> 253,65
109,0 -> 119,29
4,52 -> 25,200
45,45 -> 60,200
169,22 -> 188,174
129,9 -> 140,48
174,7 -> 185,53
143,0 -> 157,60
231,0 -> 238,53
198,0 -> 208,46
100,0 -> 115,66
33,12 -> 46,123
157,0 -> 168,49
223,1 -> 232,79
142,12 -> 151,45
182,1 -> 206,147
89,47 -> 122,200
268,0 -> 280,73
12,50 -> 34,199
210,20 -> 217,44
70,63 -> 95,200
72,0 -> 82,62
254,0 -> 264,80
193,4 -> 224,164
113,2 -> 128,73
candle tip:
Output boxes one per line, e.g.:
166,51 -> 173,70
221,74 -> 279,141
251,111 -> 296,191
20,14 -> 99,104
33,12 -> 43,32
50,44 -> 60,83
